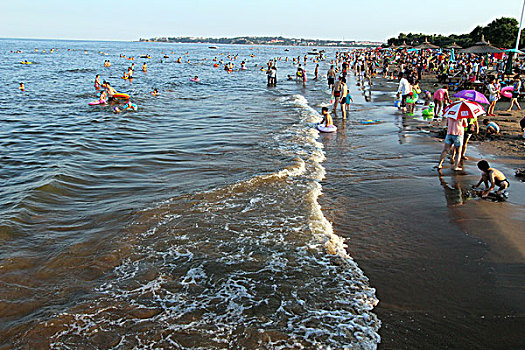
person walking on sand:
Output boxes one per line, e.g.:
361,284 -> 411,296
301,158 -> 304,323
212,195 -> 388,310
435,115 -> 468,171
433,86 -> 450,117
507,75 -> 522,111
396,72 -> 411,113
460,115 -> 479,161
486,77 -> 499,116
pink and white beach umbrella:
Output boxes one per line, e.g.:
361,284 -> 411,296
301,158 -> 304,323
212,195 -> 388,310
442,100 -> 486,120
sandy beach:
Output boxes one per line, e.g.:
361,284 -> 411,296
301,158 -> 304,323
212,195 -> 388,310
319,75 -> 525,349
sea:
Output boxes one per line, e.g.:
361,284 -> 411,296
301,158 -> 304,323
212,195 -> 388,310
0,39 -> 382,349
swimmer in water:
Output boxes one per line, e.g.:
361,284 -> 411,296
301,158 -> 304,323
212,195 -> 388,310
94,74 -> 101,90
151,88 -> 159,96
320,106 -> 333,127
123,100 -> 137,111
19,82 -> 25,91
103,81 -> 117,101
142,62 -> 147,72
113,106 -> 121,114
472,160 -> 509,197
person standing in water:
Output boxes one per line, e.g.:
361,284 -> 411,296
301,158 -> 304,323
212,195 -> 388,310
339,77 -> 349,119
327,65 -> 336,89
314,64 -> 319,80
94,75 -> 101,90
332,76 -> 343,113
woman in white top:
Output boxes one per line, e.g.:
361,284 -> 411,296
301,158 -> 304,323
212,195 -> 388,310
487,77 -> 499,116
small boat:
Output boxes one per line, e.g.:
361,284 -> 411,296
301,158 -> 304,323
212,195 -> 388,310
208,46 -> 218,49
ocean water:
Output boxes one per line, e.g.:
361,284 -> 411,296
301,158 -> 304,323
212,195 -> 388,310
0,40 -> 380,349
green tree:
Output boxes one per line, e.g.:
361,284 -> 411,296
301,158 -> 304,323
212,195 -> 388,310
484,17 -> 518,47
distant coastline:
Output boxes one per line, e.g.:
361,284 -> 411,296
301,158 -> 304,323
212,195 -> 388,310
138,36 -> 382,48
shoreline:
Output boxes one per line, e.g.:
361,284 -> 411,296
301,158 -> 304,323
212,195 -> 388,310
319,73 -> 525,349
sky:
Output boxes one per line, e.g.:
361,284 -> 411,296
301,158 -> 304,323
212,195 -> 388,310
1,0 -> 523,42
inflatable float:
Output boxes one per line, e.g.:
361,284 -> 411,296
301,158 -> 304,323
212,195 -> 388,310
113,93 -> 130,100
361,119 -> 382,125
89,99 -> 106,105
190,78 -> 199,82
124,103 -> 137,111
317,124 -> 337,133
501,86 -> 513,99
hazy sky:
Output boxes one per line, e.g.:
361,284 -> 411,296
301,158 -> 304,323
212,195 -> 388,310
1,0 -> 523,42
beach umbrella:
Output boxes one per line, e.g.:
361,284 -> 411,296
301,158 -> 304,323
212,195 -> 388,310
447,42 -> 463,49
460,35 -> 503,54
414,39 -> 440,50
504,48 -> 525,55
443,100 -> 486,120
453,90 -> 489,104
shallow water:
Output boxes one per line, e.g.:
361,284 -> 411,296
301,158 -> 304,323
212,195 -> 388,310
2,39 -> 524,350
1,40 -> 380,348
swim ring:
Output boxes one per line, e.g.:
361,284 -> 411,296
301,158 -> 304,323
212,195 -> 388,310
317,124 -> 337,133
190,78 -> 199,82
125,103 -> 137,111
501,86 -> 513,99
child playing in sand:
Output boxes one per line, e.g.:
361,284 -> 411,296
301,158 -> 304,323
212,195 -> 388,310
472,160 -> 509,198
483,119 -> 500,134
320,106 -> 333,127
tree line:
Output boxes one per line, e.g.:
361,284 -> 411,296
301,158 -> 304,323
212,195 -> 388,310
386,17 -> 524,49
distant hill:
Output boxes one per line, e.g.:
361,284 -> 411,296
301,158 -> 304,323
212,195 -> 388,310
138,36 -> 382,48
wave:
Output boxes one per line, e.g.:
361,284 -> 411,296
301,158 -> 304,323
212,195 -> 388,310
30,94 -> 381,350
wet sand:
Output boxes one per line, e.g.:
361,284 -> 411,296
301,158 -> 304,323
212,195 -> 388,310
319,77 -> 525,349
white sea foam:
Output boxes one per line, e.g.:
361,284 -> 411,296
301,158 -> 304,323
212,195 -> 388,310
46,93 -> 380,350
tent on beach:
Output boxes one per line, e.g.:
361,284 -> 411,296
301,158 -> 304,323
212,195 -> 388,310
460,35 -> 503,54
447,42 -> 463,49
394,41 -> 412,49
414,39 -> 440,50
